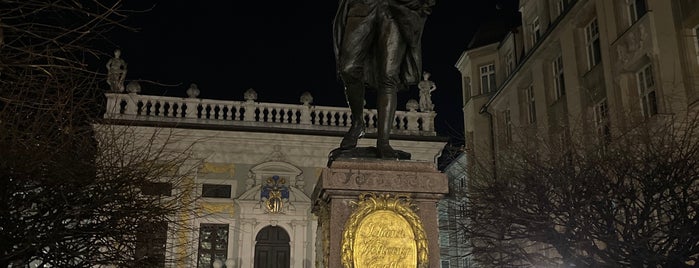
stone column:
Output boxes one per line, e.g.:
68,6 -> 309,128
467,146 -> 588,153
238,219 -> 256,268
312,159 -> 448,268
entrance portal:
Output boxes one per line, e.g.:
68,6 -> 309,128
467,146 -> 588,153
254,226 -> 290,268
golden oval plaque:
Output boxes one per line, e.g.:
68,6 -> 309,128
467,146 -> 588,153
355,210 -> 416,267
342,193 -> 428,268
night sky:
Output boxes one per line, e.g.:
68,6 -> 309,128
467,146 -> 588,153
108,1 -> 510,146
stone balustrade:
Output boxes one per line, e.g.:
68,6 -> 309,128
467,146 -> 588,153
104,92 -> 436,136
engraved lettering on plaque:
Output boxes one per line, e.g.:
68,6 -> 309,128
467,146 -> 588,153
341,193 -> 428,268
354,210 -> 416,268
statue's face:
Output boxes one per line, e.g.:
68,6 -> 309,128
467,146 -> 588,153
114,49 -> 121,57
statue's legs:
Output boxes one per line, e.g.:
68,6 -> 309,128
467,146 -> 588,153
375,15 -> 406,158
339,81 -> 366,149
376,91 -> 397,157
338,14 -> 375,149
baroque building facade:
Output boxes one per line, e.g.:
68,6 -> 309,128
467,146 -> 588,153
447,0 -> 699,266
97,85 -> 447,268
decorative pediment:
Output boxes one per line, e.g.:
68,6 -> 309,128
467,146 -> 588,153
238,161 -> 311,214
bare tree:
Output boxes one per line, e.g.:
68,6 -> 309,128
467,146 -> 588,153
1,1 -> 199,267
462,114 -> 699,267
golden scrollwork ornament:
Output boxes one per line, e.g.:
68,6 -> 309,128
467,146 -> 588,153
341,193 -> 428,268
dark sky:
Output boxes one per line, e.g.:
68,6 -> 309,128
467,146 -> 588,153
109,1 -> 510,146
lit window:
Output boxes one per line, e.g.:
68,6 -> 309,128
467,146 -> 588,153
479,64 -> 496,94
552,55 -> 565,100
197,224 -> 229,268
525,85 -> 537,124
636,64 -> 657,118
628,0 -> 647,25
202,184 -> 231,198
531,17 -> 541,45
585,18 -> 602,69
594,99 -> 610,143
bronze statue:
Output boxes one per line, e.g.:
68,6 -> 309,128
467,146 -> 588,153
332,0 -> 435,159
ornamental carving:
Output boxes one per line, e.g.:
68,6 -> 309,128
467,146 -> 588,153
260,175 -> 289,214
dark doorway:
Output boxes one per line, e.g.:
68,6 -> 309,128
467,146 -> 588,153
254,226 -> 290,268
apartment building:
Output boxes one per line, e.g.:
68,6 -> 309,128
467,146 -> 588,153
457,0 -> 699,165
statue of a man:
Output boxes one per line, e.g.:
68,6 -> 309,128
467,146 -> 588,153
418,71 -> 436,112
333,0 -> 435,158
106,49 -> 127,92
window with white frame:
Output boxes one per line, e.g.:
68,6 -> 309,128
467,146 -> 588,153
636,64 -> 657,117
479,64 -> 496,94
504,109 -> 512,142
531,17 -> 541,45
197,224 -> 229,268
585,18 -> 602,69
525,85 -> 537,124
556,0 -> 566,17
552,55 -> 566,100
505,50 -> 515,76
628,0 -> 647,25
594,98 -> 610,143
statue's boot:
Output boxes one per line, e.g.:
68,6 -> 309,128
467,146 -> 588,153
340,118 -> 365,149
376,91 -> 400,158
340,82 -> 366,149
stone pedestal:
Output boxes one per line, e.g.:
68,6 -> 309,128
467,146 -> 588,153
312,159 -> 448,268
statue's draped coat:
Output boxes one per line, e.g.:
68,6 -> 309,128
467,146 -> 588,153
333,0 -> 435,91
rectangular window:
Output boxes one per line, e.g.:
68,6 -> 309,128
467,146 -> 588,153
505,51 -> 515,76
552,55 -> 566,100
556,0 -> 566,17
694,25 -> 699,64
439,231 -> 450,247
464,76 -> 472,99
525,86 -> 537,124
531,17 -> 541,45
197,224 -> 229,268
441,260 -> 450,268
479,64 -> 496,94
135,221 -> 168,267
594,99 -> 611,143
585,18 -> 602,69
504,109 -> 512,142
202,184 -> 231,198
636,64 -> 657,117
628,0 -> 647,24
141,182 -> 173,196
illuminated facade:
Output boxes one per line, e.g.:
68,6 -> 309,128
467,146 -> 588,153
98,88 -> 447,268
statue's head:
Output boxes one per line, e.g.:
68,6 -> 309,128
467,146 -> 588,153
114,49 -> 121,58
423,71 -> 431,79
